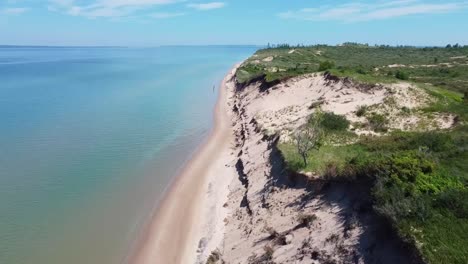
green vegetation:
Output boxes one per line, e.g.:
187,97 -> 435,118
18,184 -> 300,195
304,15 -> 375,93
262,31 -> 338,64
293,111 -> 323,166
257,44 -> 468,263
395,70 -> 410,80
318,60 -> 335,71
236,45 -> 468,94
356,105 -> 368,117
279,143 -> 364,175
351,131 -> 467,264
367,113 -> 388,132
280,128 -> 468,263
320,112 -> 349,131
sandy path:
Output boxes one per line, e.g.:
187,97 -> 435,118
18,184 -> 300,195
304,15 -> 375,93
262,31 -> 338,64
129,67 -> 237,264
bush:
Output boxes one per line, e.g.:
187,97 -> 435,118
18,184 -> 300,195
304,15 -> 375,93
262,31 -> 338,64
356,67 -> 367,74
411,132 -> 453,152
395,70 -> 410,80
297,213 -> 318,227
368,113 -> 388,132
436,188 -> 468,218
309,100 -> 324,109
263,245 -> 274,260
320,112 -> 350,131
374,183 -> 432,223
401,106 -> 411,114
371,152 -> 437,222
323,162 -> 339,180
264,226 -> 279,239
356,105 -> 368,117
359,131 -> 454,152
318,60 -> 335,71
206,250 -> 222,264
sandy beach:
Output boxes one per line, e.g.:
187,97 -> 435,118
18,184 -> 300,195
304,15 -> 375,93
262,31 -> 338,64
129,66 -> 238,264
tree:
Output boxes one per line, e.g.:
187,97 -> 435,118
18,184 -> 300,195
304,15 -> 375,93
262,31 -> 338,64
294,111 -> 323,166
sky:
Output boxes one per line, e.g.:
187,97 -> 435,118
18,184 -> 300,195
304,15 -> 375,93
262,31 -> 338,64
1,0 -> 467,46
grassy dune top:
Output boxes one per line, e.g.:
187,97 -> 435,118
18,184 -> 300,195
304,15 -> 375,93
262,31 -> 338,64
237,44 -> 468,94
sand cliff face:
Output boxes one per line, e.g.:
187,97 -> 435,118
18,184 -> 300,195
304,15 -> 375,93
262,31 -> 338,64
205,73 -> 430,264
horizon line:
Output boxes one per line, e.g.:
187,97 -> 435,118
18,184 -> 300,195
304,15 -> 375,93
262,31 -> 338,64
0,44 -> 263,48
1,43 -> 466,49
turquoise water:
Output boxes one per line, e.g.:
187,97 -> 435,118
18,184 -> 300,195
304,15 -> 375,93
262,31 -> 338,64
0,46 -> 256,264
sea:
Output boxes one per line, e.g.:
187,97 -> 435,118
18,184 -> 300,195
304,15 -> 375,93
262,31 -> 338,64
0,46 -> 256,264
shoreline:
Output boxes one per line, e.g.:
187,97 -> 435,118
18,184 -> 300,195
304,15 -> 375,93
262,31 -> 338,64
129,65 -> 238,264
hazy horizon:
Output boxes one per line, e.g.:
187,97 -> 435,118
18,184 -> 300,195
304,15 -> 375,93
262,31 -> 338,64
1,43 -> 466,49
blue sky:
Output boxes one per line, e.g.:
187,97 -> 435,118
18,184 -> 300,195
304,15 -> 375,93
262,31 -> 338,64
1,0 -> 467,46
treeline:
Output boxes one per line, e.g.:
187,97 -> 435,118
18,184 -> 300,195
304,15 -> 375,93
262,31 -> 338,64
264,42 -> 468,50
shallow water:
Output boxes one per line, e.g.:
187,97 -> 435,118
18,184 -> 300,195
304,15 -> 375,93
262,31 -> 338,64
0,46 -> 256,264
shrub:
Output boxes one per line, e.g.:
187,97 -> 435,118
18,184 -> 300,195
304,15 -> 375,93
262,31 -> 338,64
373,182 -> 432,223
323,162 -> 339,180
206,250 -> 222,264
325,233 -> 340,244
412,132 -> 453,152
395,70 -> 410,80
371,152 -> 437,222
388,152 -> 434,183
436,188 -> 468,218
359,131 -> 454,153
264,226 -> 279,239
356,67 -> 367,74
367,113 -> 388,132
263,245 -> 274,260
318,60 -> 335,71
297,213 -> 318,227
356,105 -> 368,117
320,112 -> 350,131
309,100 -> 324,109
401,106 -> 411,114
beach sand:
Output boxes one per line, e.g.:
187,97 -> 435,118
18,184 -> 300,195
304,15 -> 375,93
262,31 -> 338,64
129,66 -> 238,264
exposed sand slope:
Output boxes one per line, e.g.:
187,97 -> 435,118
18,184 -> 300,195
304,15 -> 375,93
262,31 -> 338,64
241,73 -> 387,136
213,73 -> 427,264
130,66 -> 238,264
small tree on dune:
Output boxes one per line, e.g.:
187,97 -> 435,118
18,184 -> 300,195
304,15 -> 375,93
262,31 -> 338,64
294,110 -> 323,167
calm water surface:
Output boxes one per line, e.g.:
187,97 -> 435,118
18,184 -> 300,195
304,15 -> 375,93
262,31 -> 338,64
0,46 -> 256,264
